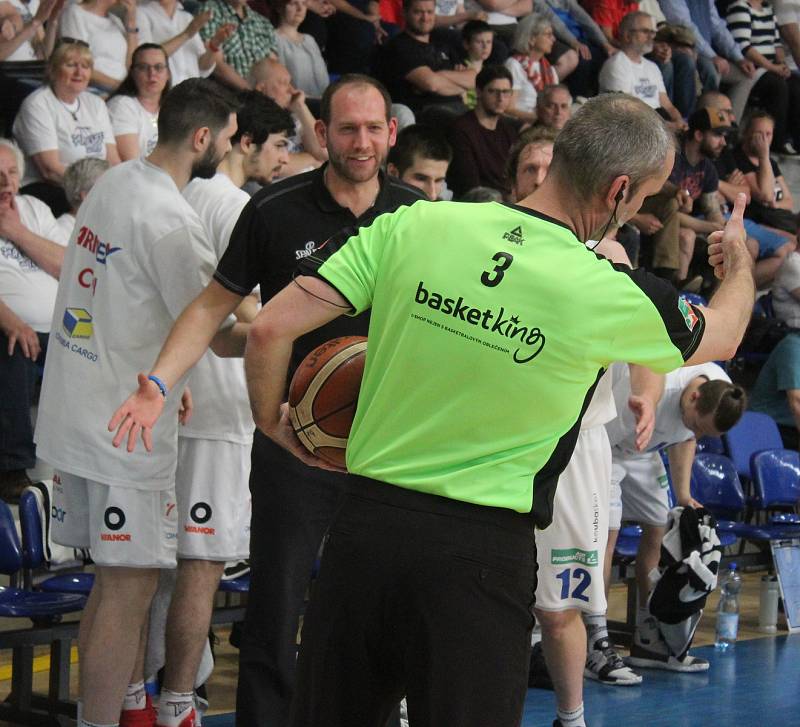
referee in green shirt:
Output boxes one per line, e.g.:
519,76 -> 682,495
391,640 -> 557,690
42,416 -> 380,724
246,93 -> 756,727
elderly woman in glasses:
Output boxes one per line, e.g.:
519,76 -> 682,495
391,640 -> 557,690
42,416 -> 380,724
11,39 -> 119,215
504,14 -> 559,124
107,43 -> 171,161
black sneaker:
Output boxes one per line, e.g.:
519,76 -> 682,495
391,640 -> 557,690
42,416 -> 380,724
528,641 -> 553,690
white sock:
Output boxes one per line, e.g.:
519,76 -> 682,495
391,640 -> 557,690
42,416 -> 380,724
531,622 -> 543,646
557,703 -> 586,727
157,689 -> 194,727
122,680 -> 147,711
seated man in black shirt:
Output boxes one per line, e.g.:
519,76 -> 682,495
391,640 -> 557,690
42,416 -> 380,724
447,65 -> 518,198
377,0 -> 476,124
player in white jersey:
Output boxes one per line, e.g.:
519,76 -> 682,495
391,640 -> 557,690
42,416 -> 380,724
145,93 -> 293,727
532,237 -> 662,727
594,362 -> 747,676
34,79 -> 242,727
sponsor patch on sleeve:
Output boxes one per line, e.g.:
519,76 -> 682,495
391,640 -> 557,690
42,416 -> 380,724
678,296 -> 700,331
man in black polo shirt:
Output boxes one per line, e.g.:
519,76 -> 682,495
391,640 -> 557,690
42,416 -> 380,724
377,0 -> 475,123
108,74 -> 424,727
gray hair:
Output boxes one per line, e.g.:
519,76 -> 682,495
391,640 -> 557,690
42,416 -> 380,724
63,158 -> 110,211
0,138 -> 25,178
549,93 -> 675,203
511,13 -> 552,55
618,11 -> 651,38
460,186 -> 504,202
536,83 -> 572,109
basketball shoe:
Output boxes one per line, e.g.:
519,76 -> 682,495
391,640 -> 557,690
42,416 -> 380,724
120,695 -> 157,727
584,638 -> 642,685
625,616 -> 709,672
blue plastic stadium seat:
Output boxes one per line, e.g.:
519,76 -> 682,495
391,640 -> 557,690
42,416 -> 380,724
681,292 -> 708,308
751,449 -> 800,510
218,575 -> 250,593
723,412 -> 784,484
696,436 -> 724,454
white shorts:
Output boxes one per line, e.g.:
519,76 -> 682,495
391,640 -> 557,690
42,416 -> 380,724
773,0 -> 800,26
535,425 -> 611,615
52,471 -> 177,568
609,450 -> 671,528
175,438 -> 252,561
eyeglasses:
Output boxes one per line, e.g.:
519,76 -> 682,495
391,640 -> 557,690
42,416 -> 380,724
55,37 -> 90,49
133,62 -> 168,73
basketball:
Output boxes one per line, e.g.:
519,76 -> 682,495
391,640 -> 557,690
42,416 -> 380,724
288,336 -> 367,467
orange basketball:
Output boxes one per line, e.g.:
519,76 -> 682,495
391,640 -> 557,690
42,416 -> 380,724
288,336 -> 367,467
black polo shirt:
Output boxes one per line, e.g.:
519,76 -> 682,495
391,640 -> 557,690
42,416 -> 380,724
214,163 -> 425,374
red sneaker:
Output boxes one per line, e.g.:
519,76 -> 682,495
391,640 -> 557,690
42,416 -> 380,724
155,707 -> 196,727
120,695 -> 157,727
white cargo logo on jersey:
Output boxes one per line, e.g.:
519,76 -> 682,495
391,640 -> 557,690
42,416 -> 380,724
295,241 -> 316,260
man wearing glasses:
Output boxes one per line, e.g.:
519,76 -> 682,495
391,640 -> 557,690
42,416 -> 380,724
599,11 -> 686,132
446,65 -> 518,199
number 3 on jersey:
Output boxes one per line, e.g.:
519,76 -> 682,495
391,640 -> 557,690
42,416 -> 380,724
481,252 -> 513,287
556,567 -> 591,602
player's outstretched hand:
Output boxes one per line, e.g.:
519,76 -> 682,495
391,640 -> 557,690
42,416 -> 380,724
108,373 -> 166,453
707,193 -> 750,280
628,394 -> 656,452
266,403 -> 347,473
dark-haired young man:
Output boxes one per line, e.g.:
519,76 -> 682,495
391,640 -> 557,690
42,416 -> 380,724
33,78 -> 241,727
138,93 -> 294,727
583,363 -> 747,684
107,74 -> 425,727
387,124 -> 452,200
446,64 -> 518,197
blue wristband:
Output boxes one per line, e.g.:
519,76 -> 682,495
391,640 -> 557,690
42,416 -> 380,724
147,374 -> 168,398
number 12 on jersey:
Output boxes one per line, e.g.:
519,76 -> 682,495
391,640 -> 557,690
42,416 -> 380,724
556,567 -> 591,602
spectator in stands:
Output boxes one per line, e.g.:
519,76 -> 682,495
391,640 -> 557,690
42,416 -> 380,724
649,23 -> 699,117
697,92 -> 796,288
772,252 -> 800,327
378,0 -> 474,123
750,333 -> 800,448
582,0 -> 638,44
249,57 -> 327,176
107,44 -> 171,161
534,82 -> 571,130
199,0 -> 278,86
598,11 -> 685,131
0,138 -> 67,501
54,157 -> 110,243
274,0 -> 329,100
447,64 -> 518,197
386,123 -> 452,200
0,0 -> 59,62
459,19 -> 493,107
735,110 -> 798,235
460,185 -> 503,200
659,0 -> 757,99
59,0 -> 140,92
321,0 -> 385,75
505,14 -> 559,124
506,126 -> 555,200
724,0 -> 800,156
138,0 -> 235,86
774,0 -> 800,68
12,39 -> 119,216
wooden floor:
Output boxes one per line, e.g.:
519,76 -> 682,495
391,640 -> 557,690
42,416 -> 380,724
0,569 -> 793,725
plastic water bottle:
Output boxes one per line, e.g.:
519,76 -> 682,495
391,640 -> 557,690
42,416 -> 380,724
715,563 -> 742,650
758,575 -> 780,633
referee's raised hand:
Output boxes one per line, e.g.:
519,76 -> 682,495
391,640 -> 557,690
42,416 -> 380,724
707,193 -> 751,281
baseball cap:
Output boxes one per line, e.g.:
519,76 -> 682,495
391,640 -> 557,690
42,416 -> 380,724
688,107 -> 732,134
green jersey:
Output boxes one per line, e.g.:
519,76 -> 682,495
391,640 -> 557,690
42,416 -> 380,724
301,201 -> 704,526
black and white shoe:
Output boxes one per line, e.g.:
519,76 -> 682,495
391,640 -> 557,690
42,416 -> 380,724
584,638 -> 642,686
625,620 -> 709,673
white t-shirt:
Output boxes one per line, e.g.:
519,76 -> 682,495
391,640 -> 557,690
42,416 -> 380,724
598,51 -> 666,110
6,0 -> 39,61
772,251 -> 800,328
581,368 -> 616,430
464,0 -> 514,25
107,95 -> 159,157
59,3 -> 128,82
54,212 -> 76,245
181,173 -> 253,444
504,57 -> 557,113
0,195 -> 65,332
35,159 -> 222,491
606,362 -> 730,455
13,86 -> 115,186
137,1 -> 214,85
